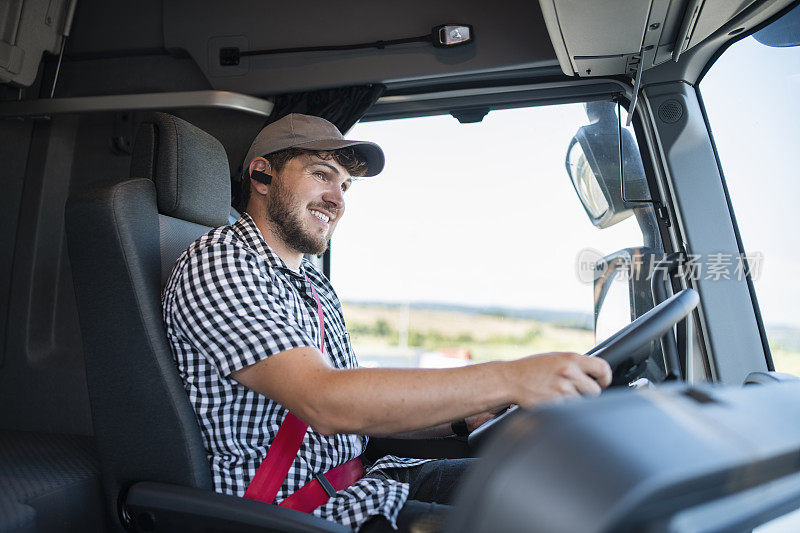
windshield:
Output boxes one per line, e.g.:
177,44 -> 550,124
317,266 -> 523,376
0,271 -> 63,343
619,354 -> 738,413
330,103 -> 659,368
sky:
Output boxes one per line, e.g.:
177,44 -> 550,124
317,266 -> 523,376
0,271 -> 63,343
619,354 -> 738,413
331,104 -> 643,316
330,36 -> 800,328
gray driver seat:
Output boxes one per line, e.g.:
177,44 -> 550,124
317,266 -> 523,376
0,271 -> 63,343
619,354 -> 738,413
66,112 -> 346,532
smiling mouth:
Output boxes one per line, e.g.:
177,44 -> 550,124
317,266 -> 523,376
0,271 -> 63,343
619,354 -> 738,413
309,209 -> 331,225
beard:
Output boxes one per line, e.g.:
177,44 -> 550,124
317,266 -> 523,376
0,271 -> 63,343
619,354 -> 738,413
266,177 -> 334,256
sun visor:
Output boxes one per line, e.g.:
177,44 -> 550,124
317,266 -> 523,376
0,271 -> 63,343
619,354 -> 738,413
537,0 -> 760,78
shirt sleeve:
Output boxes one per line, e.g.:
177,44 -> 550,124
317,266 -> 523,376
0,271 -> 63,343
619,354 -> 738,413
166,243 -> 317,377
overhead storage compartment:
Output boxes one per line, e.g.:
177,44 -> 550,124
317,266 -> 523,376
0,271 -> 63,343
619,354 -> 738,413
0,0 -> 77,87
538,0 -> 759,78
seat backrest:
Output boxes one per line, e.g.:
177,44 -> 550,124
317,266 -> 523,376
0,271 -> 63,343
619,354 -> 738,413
66,112 -> 231,526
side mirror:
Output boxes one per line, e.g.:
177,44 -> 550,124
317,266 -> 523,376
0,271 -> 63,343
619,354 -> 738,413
565,101 -> 650,229
592,247 -> 666,383
753,4 -> 799,48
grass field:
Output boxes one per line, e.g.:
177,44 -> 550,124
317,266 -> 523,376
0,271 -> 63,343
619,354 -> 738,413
343,302 -> 800,375
771,349 -> 800,376
343,303 -> 595,364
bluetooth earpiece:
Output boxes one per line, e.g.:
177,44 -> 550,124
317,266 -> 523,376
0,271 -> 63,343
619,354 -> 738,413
249,157 -> 273,185
250,170 -> 273,185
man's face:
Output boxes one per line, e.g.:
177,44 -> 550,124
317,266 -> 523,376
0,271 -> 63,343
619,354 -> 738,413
265,153 -> 352,256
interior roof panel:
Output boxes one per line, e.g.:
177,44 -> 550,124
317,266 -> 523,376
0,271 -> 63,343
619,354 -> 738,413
161,0 -> 560,95
29,0 -> 794,104
67,0 -> 165,55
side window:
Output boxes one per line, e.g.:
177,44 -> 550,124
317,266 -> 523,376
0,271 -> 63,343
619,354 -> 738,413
333,103 -> 659,369
700,14 -> 800,375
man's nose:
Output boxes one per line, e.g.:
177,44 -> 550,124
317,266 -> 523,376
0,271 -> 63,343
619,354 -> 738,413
322,183 -> 345,209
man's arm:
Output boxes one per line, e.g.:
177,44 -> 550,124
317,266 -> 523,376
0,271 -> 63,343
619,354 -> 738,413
232,347 -> 611,436
387,406 -> 513,439
384,422 -> 455,440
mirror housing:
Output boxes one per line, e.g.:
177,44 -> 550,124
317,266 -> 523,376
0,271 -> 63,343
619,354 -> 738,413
565,101 -> 650,229
753,4 -> 800,48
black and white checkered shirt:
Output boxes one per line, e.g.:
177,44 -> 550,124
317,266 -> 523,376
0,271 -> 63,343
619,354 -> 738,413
162,213 -> 431,530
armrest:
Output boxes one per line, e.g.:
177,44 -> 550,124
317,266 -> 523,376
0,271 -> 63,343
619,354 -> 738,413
124,482 -> 349,533
365,436 -> 472,464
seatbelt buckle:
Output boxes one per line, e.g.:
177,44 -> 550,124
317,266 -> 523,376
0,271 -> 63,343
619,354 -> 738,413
314,472 -> 338,498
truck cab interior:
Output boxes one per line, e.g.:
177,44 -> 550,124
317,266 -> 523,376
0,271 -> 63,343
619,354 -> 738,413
1,1 -> 800,532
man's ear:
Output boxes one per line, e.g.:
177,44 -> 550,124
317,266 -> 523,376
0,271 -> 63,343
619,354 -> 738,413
248,157 -> 273,193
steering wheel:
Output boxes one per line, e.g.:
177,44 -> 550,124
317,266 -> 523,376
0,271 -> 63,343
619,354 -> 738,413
468,288 -> 699,448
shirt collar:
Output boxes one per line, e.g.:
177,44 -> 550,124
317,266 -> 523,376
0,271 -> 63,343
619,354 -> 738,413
232,212 -> 308,277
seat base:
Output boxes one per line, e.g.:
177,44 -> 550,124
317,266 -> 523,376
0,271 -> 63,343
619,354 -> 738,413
125,482 -> 349,532
0,430 -> 106,533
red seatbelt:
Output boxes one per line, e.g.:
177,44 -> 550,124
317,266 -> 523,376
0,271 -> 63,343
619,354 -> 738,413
280,455 -> 364,513
243,412 -> 308,504
243,273 -> 363,510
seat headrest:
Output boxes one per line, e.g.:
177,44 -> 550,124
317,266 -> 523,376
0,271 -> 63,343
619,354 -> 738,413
130,112 -> 231,227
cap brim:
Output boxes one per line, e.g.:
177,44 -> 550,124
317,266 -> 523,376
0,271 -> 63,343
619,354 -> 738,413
286,138 -> 385,177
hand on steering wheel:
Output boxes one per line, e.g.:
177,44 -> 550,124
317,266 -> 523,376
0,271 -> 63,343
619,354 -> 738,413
467,289 -> 699,448
465,405 -> 514,434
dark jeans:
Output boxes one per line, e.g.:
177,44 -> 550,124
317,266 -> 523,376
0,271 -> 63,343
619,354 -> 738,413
359,458 -> 477,533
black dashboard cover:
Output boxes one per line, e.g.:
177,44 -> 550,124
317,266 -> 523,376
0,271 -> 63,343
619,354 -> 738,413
447,382 -> 800,533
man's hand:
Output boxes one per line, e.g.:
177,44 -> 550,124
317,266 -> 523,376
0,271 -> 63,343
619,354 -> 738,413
465,405 -> 513,434
506,352 -> 612,408
463,352 -> 611,433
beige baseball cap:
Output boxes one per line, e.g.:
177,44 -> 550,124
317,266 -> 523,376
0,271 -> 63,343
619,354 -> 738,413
243,113 -> 385,177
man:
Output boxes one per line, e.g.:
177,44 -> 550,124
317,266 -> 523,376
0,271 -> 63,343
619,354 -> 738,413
162,114 -> 611,531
